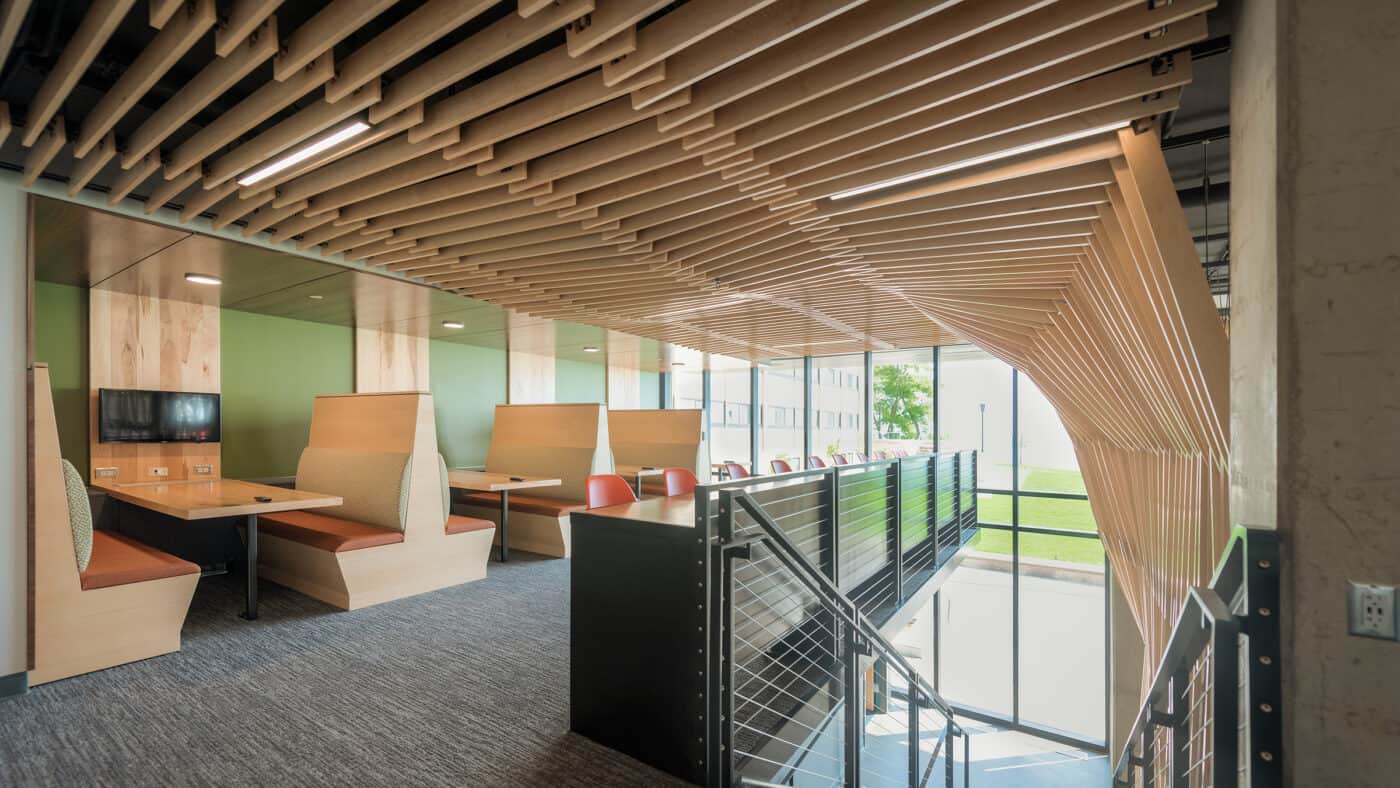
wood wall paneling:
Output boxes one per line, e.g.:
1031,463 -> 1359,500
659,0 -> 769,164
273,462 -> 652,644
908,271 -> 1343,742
88,289 -> 220,483
354,327 -> 428,392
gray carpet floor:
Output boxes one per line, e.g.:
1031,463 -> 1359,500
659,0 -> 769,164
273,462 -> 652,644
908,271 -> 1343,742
0,554 -> 691,788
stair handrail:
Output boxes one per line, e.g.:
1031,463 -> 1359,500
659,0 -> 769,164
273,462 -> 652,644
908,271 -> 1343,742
723,488 -> 962,730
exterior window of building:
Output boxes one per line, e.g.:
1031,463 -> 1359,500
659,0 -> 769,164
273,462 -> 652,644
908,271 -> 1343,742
670,366 -> 703,410
758,358 -> 804,472
710,364 -> 752,468
872,347 -> 934,456
933,344 -> 1106,748
811,354 -> 865,462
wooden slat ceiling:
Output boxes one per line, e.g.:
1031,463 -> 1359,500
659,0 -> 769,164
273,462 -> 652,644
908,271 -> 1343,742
0,0 -> 1214,361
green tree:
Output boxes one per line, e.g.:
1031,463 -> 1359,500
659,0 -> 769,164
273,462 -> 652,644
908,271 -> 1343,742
874,365 -> 932,439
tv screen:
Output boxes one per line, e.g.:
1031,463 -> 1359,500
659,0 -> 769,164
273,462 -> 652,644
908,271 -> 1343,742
98,388 -> 221,443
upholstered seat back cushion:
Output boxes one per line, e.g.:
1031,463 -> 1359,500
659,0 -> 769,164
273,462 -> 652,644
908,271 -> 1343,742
484,445 -> 607,502
296,447 -> 412,532
61,459 -> 93,572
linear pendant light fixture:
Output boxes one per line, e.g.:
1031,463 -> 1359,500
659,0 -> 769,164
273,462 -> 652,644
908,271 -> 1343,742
828,121 -> 1130,200
236,121 -> 372,186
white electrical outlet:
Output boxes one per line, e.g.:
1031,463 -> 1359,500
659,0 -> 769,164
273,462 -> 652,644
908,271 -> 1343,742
193,465 -> 213,475
94,467 -> 118,478
1348,582 -> 1398,641
150,466 -> 169,478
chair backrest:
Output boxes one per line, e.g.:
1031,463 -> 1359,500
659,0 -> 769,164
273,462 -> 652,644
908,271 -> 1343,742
664,467 -> 699,497
586,474 -> 638,509
854,452 -> 869,463
830,454 -> 849,466
893,449 -> 908,457
807,455 -> 826,469
770,458 -> 793,474
724,462 -> 751,480
873,450 -> 889,460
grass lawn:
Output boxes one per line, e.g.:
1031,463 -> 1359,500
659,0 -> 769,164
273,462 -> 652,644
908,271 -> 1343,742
974,465 -> 1102,565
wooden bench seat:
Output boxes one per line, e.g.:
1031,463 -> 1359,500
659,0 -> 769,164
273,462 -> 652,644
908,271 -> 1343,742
259,510 -> 406,553
79,531 -> 201,591
458,491 -> 586,518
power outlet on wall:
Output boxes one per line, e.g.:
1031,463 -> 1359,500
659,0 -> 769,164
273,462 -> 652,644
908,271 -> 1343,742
1347,582 -> 1398,641
149,466 -> 169,478
94,467 -> 118,478
193,465 -> 213,475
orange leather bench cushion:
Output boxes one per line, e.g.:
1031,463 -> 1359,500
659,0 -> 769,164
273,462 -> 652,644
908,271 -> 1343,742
258,510 -> 405,553
458,491 -> 586,518
445,514 -> 495,535
80,531 -> 201,591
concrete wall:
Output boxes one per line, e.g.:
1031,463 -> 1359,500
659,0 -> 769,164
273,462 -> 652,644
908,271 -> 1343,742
0,178 -> 27,684
1232,1 -> 1400,783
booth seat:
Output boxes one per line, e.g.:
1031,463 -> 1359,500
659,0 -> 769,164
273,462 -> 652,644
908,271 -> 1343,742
255,393 -> 495,610
455,404 -> 612,558
30,364 -> 201,685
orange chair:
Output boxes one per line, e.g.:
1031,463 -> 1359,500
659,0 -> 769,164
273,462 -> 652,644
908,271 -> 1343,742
874,450 -> 889,460
664,468 -> 699,497
830,454 -> 849,466
854,452 -> 869,463
724,462 -> 751,479
807,456 -> 827,469
771,459 -> 793,474
586,474 -> 638,509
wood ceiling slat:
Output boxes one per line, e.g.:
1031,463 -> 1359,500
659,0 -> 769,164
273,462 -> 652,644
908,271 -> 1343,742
75,0 -> 216,158
566,0 -> 668,57
278,126 -> 462,209
143,167 -> 203,214
273,0 -> 397,81
370,0 -> 596,124
216,0 -> 282,56
22,116 -> 63,186
326,0 -> 497,102
166,52 -> 335,179
123,16 -> 279,168
22,0 -> 135,148
107,151 -> 160,204
67,131 -> 116,197
149,0 -> 181,28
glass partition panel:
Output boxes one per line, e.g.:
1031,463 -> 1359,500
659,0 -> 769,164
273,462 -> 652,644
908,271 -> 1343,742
872,348 -> 934,457
937,530 -> 1013,717
811,354 -> 866,463
938,345 -> 1012,489
670,367 -> 703,410
758,358 -> 805,473
1017,534 -> 1106,742
710,366 -> 752,469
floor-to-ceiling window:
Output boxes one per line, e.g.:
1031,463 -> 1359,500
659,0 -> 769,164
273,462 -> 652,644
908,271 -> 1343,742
871,348 -> 935,457
811,354 -> 865,462
709,364 -> 752,470
757,358 -> 804,473
933,345 -> 1107,748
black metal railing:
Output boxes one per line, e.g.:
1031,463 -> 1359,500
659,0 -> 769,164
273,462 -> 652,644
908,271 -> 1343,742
697,452 -> 978,787
1112,527 -> 1282,788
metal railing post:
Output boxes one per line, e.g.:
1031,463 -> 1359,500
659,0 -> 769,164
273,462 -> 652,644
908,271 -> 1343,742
944,717 -> 955,788
907,674 -> 919,788
716,491 -> 736,788
843,624 -> 862,787
1170,665 -> 1190,788
891,459 -> 903,605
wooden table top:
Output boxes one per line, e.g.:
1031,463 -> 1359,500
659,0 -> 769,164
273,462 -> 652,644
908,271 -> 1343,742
446,469 -> 563,492
615,464 -> 666,477
581,496 -> 696,528
96,478 -> 343,521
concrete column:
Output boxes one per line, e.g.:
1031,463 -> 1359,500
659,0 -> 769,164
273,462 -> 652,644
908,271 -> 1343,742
1231,1 -> 1400,784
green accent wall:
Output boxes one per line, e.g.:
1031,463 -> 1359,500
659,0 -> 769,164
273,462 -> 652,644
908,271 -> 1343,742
430,339 -> 506,467
32,282 -> 89,477
219,309 -> 353,478
555,358 -> 606,404
640,371 -> 661,408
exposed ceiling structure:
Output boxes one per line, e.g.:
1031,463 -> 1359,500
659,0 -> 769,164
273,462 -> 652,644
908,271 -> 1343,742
0,0 -> 1225,361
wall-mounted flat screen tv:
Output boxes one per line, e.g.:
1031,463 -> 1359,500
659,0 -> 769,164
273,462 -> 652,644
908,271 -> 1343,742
98,388 -> 221,443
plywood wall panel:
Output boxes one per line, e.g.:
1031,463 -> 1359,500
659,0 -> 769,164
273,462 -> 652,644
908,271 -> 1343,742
354,327 -> 428,392
88,289 -> 220,483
